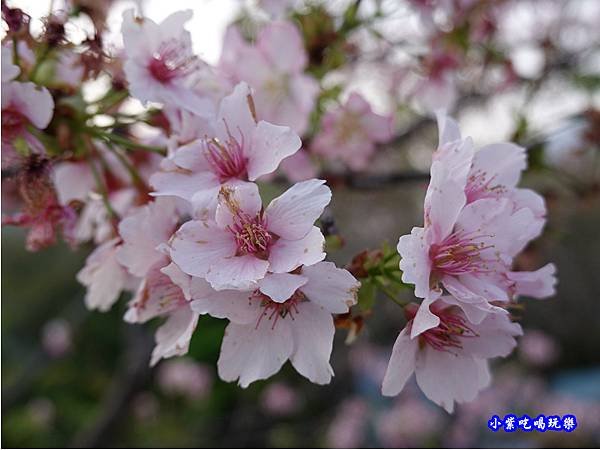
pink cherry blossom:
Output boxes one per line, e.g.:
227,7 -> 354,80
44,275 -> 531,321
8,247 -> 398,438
156,358 -> 213,399
121,9 -> 214,116
218,21 -> 319,136
151,82 -> 301,218
398,114 -> 556,330
171,179 -> 330,290
76,238 -> 130,311
189,261 -> 359,387
382,297 -> 522,413
1,81 -> 54,167
311,92 -> 394,170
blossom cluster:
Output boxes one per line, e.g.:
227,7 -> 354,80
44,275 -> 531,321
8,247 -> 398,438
384,114 -> 556,412
1,0 -> 567,413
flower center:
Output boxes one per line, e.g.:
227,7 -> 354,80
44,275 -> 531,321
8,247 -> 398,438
406,303 -> 477,352
229,213 -> 273,258
465,170 -> 506,203
429,230 -> 494,277
2,107 -> 27,140
148,39 -> 198,84
204,135 -> 247,182
255,290 -> 305,330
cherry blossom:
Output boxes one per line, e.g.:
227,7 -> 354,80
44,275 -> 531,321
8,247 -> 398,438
398,114 -> 556,334
382,298 -> 522,413
171,179 -> 330,290
121,9 -> 214,116
189,262 -> 359,387
151,82 -> 301,218
311,92 -> 394,170
76,238 -> 130,311
219,21 -> 319,136
1,81 -> 54,166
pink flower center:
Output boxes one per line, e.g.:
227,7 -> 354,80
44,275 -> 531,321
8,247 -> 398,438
204,134 -> 248,182
465,170 -> 506,203
2,107 -> 27,140
229,213 -> 273,258
406,304 -> 477,352
255,290 -> 305,330
148,39 -> 198,84
429,230 -> 494,276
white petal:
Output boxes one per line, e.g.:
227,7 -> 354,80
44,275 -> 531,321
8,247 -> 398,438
258,273 -> 308,303
289,302 -> 335,384
415,346 -> 490,413
218,321 -> 293,388
410,290 -> 443,338
150,306 -> 199,366
216,82 -> 256,143
268,226 -> 325,273
76,239 -> 127,312
397,227 -> 432,299
300,261 -> 360,314
116,198 -> 177,277
381,328 -> 418,396
215,181 -> 262,228
265,179 -> 331,240
170,220 -> 237,278
206,254 -> 269,291
246,121 -> 301,180
191,281 -> 259,325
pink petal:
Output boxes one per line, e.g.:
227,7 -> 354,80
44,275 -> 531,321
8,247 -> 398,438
246,121 -> 301,180
425,162 -> 466,243
116,198 -> 177,277
217,321 -> 294,388
170,220 -> 237,278
190,277 -> 259,324
268,226 -> 325,273
206,254 -> 269,291
216,82 -> 257,144
508,263 -> 557,299
415,346 -> 490,413
215,181 -> 262,228
289,301 -> 335,384
266,179 -> 331,240
258,273 -> 308,303
76,238 -> 127,312
300,262 -> 360,314
410,290 -> 443,338
125,262 -> 186,323
435,112 -> 462,147
150,306 -> 199,366
397,227 -> 432,299
257,21 -> 307,73
381,328 -> 418,396
462,311 -> 522,358
472,142 -> 527,189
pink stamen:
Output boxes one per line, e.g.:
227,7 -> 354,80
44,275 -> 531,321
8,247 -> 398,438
465,170 -> 506,203
410,306 -> 478,353
228,212 -> 272,257
148,39 -> 198,83
255,291 -> 304,330
430,230 -> 495,276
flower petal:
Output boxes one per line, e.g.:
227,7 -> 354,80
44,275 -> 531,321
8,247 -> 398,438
289,301 -> 335,384
268,226 -> 325,273
170,220 -> 237,278
266,179 -> 331,240
300,262 -> 359,314
150,306 -> 199,366
246,121 -> 301,180
258,272 -> 308,303
218,321 -> 293,388
381,328 -> 418,396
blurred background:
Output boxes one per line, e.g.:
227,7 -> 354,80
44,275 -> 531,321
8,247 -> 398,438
2,0 -> 600,447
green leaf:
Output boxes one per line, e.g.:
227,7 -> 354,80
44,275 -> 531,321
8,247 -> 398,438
357,278 -> 376,311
